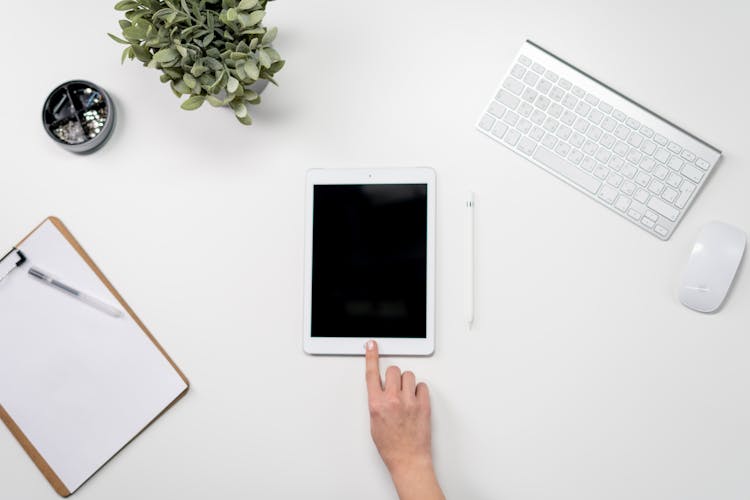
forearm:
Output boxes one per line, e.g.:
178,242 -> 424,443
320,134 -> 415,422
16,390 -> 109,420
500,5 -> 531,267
390,459 -> 445,500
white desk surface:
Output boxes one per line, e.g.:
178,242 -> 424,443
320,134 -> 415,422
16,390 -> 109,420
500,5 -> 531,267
1,1 -> 749,498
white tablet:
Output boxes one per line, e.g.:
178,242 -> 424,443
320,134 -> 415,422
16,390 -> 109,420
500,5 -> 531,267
303,168 -> 436,356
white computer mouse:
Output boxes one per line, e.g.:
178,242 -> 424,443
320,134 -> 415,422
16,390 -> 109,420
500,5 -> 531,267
679,221 -> 746,313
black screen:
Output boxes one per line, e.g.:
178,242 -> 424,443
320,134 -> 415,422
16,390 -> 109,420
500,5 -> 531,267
311,184 -> 427,338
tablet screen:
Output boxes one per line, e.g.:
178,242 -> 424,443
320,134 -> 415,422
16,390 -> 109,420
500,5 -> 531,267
312,184 -> 427,338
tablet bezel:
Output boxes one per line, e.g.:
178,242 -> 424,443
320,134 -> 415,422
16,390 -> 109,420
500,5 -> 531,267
303,168 -> 436,356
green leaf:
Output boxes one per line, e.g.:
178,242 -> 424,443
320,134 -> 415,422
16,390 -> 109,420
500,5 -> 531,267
118,19 -> 132,29
160,73 -> 172,83
114,0 -> 138,11
108,33 -> 129,44
227,76 -> 239,94
206,95 -> 225,107
261,26 -> 277,45
121,46 -> 134,64
153,47 -> 179,62
190,64 -> 207,77
243,60 -> 259,80
132,44 -> 151,62
257,48 -> 271,68
237,0 -> 258,11
123,25 -> 147,40
245,10 -> 265,26
172,79 -> 191,94
264,46 -> 281,62
183,73 -> 197,89
230,100 -> 248,118
181,95 -> 205,110
236,113 -> 253,125
226,7 -> 238,21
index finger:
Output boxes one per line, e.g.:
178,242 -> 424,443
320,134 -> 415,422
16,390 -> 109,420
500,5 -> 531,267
365,340 -> 382,395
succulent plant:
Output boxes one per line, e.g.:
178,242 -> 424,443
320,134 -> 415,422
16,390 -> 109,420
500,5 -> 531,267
109,0 -> 284,125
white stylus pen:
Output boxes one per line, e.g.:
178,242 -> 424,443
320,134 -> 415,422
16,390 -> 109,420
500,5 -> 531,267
465,192 -> 475,329
28,267 -> 122,318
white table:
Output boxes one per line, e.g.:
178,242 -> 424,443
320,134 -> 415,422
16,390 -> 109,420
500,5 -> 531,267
2,1 -> 749,498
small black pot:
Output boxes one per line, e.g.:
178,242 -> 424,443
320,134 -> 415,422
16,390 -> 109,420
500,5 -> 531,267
42,80 -> 116,153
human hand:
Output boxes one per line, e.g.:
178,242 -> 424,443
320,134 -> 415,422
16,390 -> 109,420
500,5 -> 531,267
365,340 -> 445,500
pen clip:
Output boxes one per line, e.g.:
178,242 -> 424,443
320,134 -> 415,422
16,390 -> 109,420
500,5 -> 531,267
0,248 -> 26,283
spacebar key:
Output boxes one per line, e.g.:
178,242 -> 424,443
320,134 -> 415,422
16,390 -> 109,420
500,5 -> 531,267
533,147 -> 601,194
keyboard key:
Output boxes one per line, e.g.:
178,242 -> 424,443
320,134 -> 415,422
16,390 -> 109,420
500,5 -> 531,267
562,94 -> 578,109
517,118 -> 532,133
627,132 -> 643,148
654,148 -> 670,164
639,125 -> 654,138
533,146 -> 601,193
654,225 -> 669,237
532,62 -> 545,74
639,140 -> 656,155
681,164 -> 704,183
666,172 -> 682,188
595,148 -> 611,164
613,141 -> 629,157
594,164 -> 609,179
575,101 -> 592,116
598,101 -> 613,114
598,185 -> 618,204
529,126 -> 545,142
503,110 -> 519,126
653,134 -> 668,146
573,118 -> 589,133
675,182 -> 694,208
570,133 -> 585,148
518,55 -> 532,66
626,149 -> 642,164
504,128 -> 521,146
628,207 -> 644,220
535,95 -> 551,111
641,217 -> 655,229
584,94 -> 600,106
614,124 -> 630,140
544,70 -> 559,82
561,110 -> 577,126
681,149 -> 696,162
634,188 -> 649,203
586,125 -> 603,142
517,136 -> 537,155
649,179 -> 665,195
640,157 -> 655,172
654,165 -> 668,179
491,121 -> 508,139
644,211 -> 658,222
612,109 -> 626,122
599,134 -> 616,149
488,101 -> 506,118
478,114 -> 495,131
543,117 -> 558,133
662,187 -> 678,203
572,86 -> 585,98
601,116 -> 617,132
621,181 -> 636,195
522,87 -> 538,103
588,109 -> 604,125
511,64 -> 526,79
503,77 -> 524,95
549,86 -> 565,102
625,117 -> 640,129
696,158 -> 710,170
635,171 -> 650,187
582,140 -> 598,156
606,172 -> 623,187
667,156 -> 683,170
609,156 -> 624,171
556,125 -> 572,140
621,164 -> 637,179
614,196 -> 631,212
523,71 -> 539,86
568,149 -> 584,165
647,197 -> 679,221
548,103 -> 563,118
518,101 -> 534,117
496,90 -> 520,109
555,142 -> 571,158
558,78 -> 572,90
581,156 -> 596,172
542,133 -> 557,149
537,79 -> 553,95
531,109 -> 546,125
667,142 -> 682,154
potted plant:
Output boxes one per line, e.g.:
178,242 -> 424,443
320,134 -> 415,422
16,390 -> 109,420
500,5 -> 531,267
109,0 -> 284,125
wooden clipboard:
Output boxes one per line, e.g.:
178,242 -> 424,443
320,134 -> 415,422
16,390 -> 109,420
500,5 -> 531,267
0,216 -> 189,497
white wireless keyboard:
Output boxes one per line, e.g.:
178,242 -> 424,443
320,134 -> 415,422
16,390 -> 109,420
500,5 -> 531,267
477,40 -> 721,240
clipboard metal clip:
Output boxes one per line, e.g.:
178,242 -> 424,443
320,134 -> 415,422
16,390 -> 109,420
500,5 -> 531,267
0,248 -> 26,283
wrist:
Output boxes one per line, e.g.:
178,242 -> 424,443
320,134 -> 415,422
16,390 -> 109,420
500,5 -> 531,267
388,455 -> 435,485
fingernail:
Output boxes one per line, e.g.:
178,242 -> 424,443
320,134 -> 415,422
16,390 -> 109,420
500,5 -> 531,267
366,340 -> 375,351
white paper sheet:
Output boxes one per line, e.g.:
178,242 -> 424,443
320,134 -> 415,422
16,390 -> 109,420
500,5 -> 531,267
0,220 -> 187,493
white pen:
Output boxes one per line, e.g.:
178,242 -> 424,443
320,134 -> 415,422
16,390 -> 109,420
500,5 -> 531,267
465,192 -> 475,329
28,267 -> 122,318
